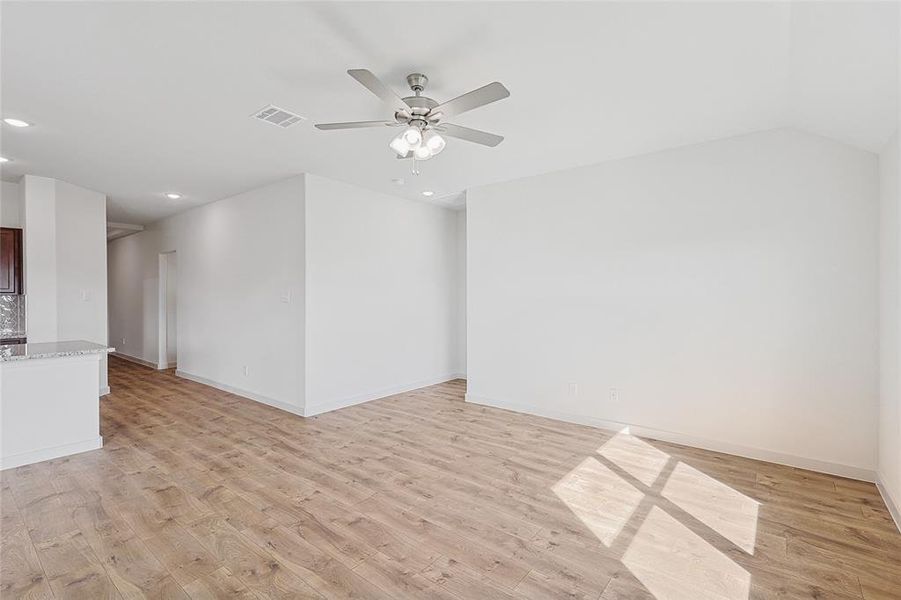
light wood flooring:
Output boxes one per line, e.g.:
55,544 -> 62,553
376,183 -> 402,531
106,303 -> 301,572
2,356 -> 900,599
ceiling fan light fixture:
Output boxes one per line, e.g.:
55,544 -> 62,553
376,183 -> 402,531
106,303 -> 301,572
424,131 -> 446,155
315,69 -> 509,165
389,135 -> 410,157
402,126 -> 422,147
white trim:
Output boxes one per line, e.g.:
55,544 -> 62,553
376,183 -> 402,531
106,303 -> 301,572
107,221 -> 144,232
465,393 -> 875,482
100,386 -> 111,396
176,370 -> 462,419
876,475 -> 901,534
111,351 -> 160,370
175,370 -> 305,417
0,436 -> 103,470
304,373 -> 462,417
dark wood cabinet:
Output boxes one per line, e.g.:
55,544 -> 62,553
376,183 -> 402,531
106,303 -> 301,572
0,228 -> 23,295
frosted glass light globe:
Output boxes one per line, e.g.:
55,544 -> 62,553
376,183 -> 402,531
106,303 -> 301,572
389,135 -> 410,156
425,133 -> 446,155
402,126 -> 422,147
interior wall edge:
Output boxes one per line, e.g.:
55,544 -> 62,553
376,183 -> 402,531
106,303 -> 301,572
876,474 -> 901,534
111,351 -> 165,371
175,369 -> 305,417
0,436 -> 103,471
303,372 -> 464,418
465,392 -> 876,483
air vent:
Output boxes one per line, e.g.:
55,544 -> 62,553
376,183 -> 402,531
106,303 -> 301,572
251,104 -> 306,128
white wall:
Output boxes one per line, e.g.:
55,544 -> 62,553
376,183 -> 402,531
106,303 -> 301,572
467,129 -> 879,479
1,180 -> 22,227
22,175 -> 58,343
176,177 -> 306,409
55,179 -> 109,392
455,207 -> 467,376
55,180 -> 108,345
20,175 -> 109,391
304,175 -> 459,415
878,131 -> 901,521
108,176 -> 306,410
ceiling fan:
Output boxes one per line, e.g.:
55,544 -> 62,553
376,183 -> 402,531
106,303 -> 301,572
315,69 -> 510,165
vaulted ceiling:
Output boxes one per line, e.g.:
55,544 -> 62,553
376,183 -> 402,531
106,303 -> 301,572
1,2 -> 897,223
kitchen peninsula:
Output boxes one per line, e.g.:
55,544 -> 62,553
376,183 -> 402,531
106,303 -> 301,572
1,340 -> 113,469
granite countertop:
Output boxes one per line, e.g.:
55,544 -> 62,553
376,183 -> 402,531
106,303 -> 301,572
0,340 -> 115,362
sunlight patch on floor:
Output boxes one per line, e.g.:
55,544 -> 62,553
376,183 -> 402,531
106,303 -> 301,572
553,431 -> 757,600
662,461 -> 759,554
622,506 -> 751,600
597,430 -> 670,487
551,456 -> 644,546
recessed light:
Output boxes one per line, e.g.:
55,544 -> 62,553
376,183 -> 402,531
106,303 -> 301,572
422,191 -> 434,197
166,193 -> 181,200
0,157 -> 9,163
3,118 -> 31,128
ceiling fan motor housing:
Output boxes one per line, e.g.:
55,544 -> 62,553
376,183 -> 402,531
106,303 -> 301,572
398,94 -> 439,128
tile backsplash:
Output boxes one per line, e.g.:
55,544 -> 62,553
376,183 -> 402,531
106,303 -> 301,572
0,295 -> 26,337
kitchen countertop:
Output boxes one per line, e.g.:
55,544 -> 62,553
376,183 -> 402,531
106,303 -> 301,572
0,340 -> 115,362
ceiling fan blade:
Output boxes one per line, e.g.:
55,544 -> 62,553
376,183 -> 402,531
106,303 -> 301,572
429,82 -> 509,119
437,123 -> 504,147
347,69 -> 409,114
315,120 -> 396,130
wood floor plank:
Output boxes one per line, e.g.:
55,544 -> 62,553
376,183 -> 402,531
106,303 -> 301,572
182,566 -> 257,600
0,505 -> 55,600
185,514 -> 322,599
0,356 -> 898,599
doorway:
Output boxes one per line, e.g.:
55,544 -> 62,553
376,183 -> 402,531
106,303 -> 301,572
158,251 -> 177,369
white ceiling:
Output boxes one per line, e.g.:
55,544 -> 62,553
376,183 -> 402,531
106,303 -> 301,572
1,2 -> 897,224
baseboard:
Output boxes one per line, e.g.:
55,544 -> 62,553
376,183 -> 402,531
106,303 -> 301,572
175,370 -> 305,418
112,352 -> 160,370
450,372 -> 467,380
1,436 -> 103,470
100,386 -> 111,396
304,373 -> 463,417
465,393 -> 875,483
876,475 -> 901,534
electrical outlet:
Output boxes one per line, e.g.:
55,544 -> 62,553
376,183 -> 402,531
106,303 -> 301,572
242,365 -> 249,377
609,387 -> 620,403
567,382 -> 579,396
121,336 -> 126,345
